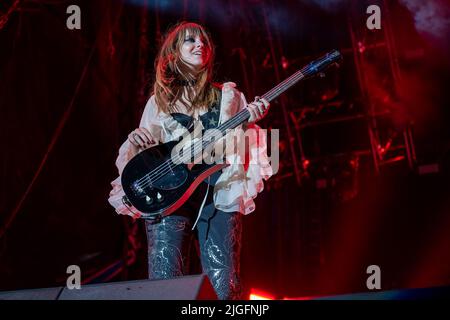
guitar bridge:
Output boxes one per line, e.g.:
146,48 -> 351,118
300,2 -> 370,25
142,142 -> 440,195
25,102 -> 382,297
131,180 -> 146,197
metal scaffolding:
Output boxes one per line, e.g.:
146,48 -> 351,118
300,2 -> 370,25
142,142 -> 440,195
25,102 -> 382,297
283,0 -> 417,182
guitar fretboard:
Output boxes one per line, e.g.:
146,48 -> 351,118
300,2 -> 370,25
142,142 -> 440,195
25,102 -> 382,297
175,49 -> 341,163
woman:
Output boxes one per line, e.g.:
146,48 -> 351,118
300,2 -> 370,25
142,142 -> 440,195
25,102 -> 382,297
108,21 -> 272,300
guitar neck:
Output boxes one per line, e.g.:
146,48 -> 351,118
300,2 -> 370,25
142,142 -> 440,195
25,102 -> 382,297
215,49 -> 340,134
198,66 -> 305,154
214,66 -> 307,135
177,50 -> 342,161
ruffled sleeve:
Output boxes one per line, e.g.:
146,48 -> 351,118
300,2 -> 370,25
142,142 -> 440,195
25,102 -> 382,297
108,95 -> 163,218
213,82 -> 274,214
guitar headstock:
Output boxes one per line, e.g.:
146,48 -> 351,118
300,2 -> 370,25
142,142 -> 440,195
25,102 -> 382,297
304,50 -> 342,77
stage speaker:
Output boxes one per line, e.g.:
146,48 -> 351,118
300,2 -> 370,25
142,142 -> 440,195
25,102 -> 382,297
0,274 -> 217,300
0,287 -> 63,300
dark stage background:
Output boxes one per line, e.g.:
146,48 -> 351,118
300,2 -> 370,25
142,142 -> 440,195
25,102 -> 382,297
1,0 -> 449,298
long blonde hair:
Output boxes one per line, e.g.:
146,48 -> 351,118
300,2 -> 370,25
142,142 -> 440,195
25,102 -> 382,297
153,22 -> 220,114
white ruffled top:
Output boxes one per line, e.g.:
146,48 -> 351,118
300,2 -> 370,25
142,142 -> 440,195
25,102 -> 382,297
108,82 -> 273,218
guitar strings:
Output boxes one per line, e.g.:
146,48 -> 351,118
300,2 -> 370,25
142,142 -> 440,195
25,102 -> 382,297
134,55 -> 333,189
263,52 -> 336,101
137,109 -> 248,186
262,52 -> 336,100
136,64 -> 311,187
134,59 -> 324,189
134,110 -> 250,188
133,53 -> 338,189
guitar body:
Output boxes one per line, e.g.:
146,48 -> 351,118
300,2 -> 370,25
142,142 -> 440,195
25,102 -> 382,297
121,141 -> 227,219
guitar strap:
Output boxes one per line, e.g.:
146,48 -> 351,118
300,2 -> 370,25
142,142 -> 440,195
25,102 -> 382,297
198,93 -> 221,131
198,92 -> 222,186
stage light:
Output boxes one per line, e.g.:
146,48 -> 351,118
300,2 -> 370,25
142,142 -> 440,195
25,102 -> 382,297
249,289 -> 275,300
302,159 -> 310,169
358,41 -> 366,53
281,56 -> 289,70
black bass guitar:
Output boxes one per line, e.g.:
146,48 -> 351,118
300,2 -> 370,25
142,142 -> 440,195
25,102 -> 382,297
121,50 -> 341,219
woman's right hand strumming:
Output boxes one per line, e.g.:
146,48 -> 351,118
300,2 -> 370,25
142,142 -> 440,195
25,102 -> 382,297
128,127 -> 156,155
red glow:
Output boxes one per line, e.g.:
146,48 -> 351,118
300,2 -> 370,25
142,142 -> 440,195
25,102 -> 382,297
358,41 -> 365,53
303,159 -> 310,168
249,288 -> 275,300
281,56 -> 289,70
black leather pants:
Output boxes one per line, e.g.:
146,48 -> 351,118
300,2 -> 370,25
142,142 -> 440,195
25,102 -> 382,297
144,186 -> 243,300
